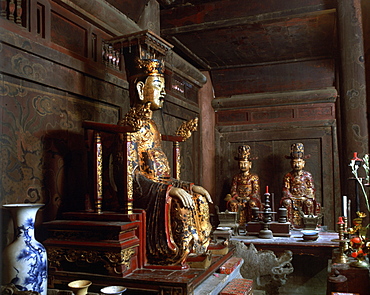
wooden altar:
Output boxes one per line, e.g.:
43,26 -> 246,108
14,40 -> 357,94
42,120 -> 239,294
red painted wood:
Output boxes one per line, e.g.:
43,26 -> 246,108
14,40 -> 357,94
43,217 -> 142,277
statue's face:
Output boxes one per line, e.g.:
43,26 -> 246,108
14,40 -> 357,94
137,75 -> 166,110
291,159 -> 305,171
239,160 -> 251,172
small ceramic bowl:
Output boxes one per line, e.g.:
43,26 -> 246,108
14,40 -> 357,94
301,230 -> 319,241
217,226 -> 231,231
100,286 -> 127,295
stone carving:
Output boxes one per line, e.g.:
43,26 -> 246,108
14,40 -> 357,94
231,241 -> 294,295
1,284 -> 39,295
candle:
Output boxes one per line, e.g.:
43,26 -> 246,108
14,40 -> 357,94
265,186 -> 269,194
343,195 -> 347,217
348,199 -> 351,226
337,216 -> 344,224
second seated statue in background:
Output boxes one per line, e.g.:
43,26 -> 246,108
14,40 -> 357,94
116,58 -> 213,267
280,143 -> 320,229
225,145 -> 261,229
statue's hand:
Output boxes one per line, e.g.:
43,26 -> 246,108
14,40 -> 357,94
192,185 -> 213,204
169,187 -> 194,209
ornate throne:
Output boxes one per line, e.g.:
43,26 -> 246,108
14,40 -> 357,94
43,118 -> 192,278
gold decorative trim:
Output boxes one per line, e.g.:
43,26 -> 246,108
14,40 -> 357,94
174,141 -> 181,180
119,103 -> 152,130
46,246 -> 136,275
126,137 -> 136,214
176,117 -> 198,141
65,249 -> 100,264
96,132 -> 103,214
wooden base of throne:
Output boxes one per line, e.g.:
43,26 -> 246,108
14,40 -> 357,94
43,209 -> 237,294
43,210 -> 146,278
43,209 -> 233,292
48,246 -> 235,295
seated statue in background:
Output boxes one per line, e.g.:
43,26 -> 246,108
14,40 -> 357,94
116,58 -> 213,266
280,143 -> 320,229
225,145 -> 261,228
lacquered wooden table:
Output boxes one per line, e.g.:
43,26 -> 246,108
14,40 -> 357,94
231,230 -> 339,258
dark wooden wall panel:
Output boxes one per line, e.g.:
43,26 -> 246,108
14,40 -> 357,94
216,102 -> 336,125
0,40 -> 127,107
51,11 -> 87,58
166,72 -> 199,105
0,76 -> 121,221
0,1 -> 204,226
152,97 -> 201,185
211,59 -> 335,97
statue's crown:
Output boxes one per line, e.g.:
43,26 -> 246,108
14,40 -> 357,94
136,58 -> 164,76
286,142 -> 309,159
235,145 -> 251,161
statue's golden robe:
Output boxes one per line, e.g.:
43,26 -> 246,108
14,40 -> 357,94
228,172 -> 261,224
127,117 -> 211,266
281,171 -> 318,228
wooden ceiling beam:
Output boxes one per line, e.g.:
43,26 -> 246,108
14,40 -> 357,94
209,55 -> 336,71
160,0 -> 336,28
161,7 -> 336,35
167,36 -> 212,70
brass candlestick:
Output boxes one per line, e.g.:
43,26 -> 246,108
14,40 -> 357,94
258,188 -> 276,239
342,216 -> 349,252
332,217 -> 349,264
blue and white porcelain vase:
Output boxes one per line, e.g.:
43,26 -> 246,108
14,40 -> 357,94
2,204 -> 48,295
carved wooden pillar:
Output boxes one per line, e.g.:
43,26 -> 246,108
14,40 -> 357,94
337,0 -> 368,220
337,0 -> 368,173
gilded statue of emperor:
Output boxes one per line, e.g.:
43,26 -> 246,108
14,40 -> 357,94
226,145 -> 261,226
280,143 -> 320,229
116,58 -> 213,266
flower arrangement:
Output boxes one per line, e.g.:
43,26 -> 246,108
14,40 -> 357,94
348,153 -> 370,267
349,153 -> 370,214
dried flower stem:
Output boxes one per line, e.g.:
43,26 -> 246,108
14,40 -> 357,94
350,157 -> 370,213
